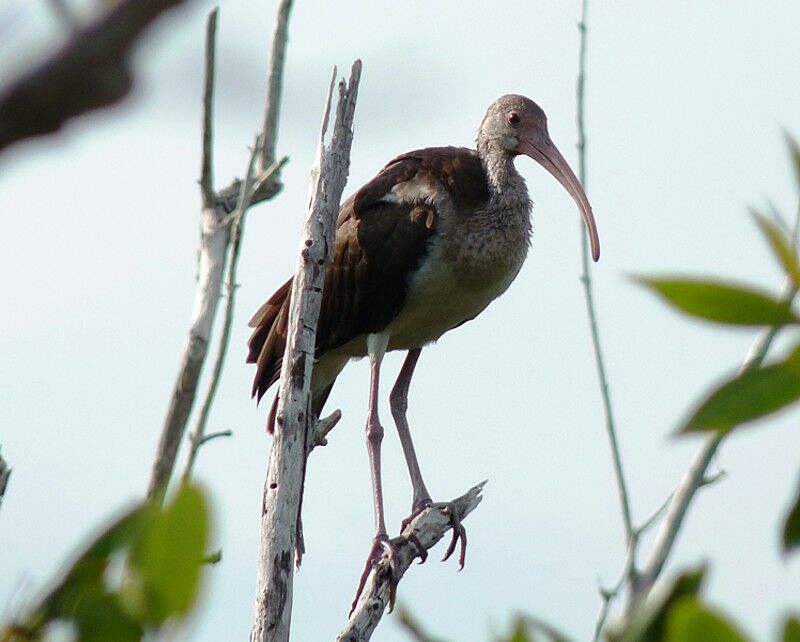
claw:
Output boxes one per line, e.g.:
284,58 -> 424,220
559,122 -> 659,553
400,500 -> 432,565
441,503 -> 467,569
400,498 -> 432,532
406,532 -> 428,564
349,534 -> 400,616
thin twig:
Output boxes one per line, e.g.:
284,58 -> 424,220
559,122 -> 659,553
396,608 -> 447,642
634,490 -> 675,538
181,137 -> 270,482
311,410 -> 343,449
196,430 -> 233,447
260,0 -> 292,170
199,8 -> 218,208
211,0 -> 293,215
146,2 -> 292,502
575,0 -> 633,542
575,4 -> 637,634
592,533 -> 637,642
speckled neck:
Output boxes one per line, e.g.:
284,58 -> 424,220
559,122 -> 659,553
478,141 -> 531,212
442,141 -> 533,285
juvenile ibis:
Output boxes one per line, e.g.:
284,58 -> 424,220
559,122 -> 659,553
247,94 -> 600,609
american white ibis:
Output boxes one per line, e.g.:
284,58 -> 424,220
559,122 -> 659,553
247,94 -> 600,610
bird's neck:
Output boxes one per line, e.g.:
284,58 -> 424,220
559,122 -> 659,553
473,143 -> 532,235
442,144 -> 532,284
478,143 -> 530,211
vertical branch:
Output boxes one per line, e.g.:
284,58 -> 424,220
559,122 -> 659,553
575,0 -> 633,541
182,153 -> 288,482
147,178 -> 231,503
145,2 -> 292,502
260,0 -> 292,170
249,60 -> 362,642
199,8 -> 218,208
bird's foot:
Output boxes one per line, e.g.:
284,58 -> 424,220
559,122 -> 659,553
399,499 -> 433,564
441,500 -> 468,569
399,498 -> 433,532
349,534 -> 401,616
400,498 -> 468,569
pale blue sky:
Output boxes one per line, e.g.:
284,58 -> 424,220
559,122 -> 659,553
1,1 -> 799,640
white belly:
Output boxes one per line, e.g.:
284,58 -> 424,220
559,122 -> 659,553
384,248 -> 520,350
313,223 -> 529,392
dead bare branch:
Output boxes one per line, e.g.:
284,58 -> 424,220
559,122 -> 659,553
146,2 -> 293,501
0,0 -> 193,155
337,482 -> 486,642
249,60 -> 362,642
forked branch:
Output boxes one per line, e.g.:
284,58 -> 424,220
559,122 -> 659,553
146,1 -> 293,501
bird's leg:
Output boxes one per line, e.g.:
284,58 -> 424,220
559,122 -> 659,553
366,348 -> 389,540
351,333 -> 401,614
390,348 -> 433,531
390,348 -> 469,570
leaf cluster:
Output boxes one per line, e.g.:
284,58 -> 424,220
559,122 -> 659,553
1,484 -> 209,642
606,567 -> 799,642
637,138 -> 800,555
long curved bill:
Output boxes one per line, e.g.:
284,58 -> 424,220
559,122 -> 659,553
518,138 -> 601,262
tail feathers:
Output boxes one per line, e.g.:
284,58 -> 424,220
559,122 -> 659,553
267,394 -> 280,434
247,277 -> 292,402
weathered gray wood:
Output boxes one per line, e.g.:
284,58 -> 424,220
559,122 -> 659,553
337,482 -> 486,642
249,60 -> 362,642
145,1 -> 292,501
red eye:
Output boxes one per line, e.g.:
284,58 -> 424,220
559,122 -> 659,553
507,111 -> 521,126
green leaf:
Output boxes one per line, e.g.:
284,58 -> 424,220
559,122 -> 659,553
752,211 -> 800,286
665,598 -> 749,642
682,345 -> 800,434
126,484 -> 209,624
608,567 -> 706,642
783,481 -> 800,554
500,617 -> 573,642
203,548 -> 223,565
71,590 -> 143,642
635,277 -> 799,326
33,504 -> 150,628
505,621 -> 532,642
787,134 -> 800,190
783,616 -> 800,642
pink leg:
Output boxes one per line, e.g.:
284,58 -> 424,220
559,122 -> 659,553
390,348 -> 432,521
366,347 -> 388,538
351,335 -> 398,614
391,348 -> 468,570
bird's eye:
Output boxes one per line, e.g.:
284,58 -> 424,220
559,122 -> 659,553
507,111 -> 521,126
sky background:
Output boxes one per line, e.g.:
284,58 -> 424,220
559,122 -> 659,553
1,1 -> 800,640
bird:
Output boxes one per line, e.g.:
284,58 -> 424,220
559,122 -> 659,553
246,93 -> 600,610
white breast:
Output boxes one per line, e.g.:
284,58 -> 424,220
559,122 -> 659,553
383,231 -> 525,350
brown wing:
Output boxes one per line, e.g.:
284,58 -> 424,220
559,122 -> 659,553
246,146 -> 489,403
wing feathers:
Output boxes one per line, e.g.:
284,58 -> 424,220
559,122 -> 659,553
247,146 -> 489,409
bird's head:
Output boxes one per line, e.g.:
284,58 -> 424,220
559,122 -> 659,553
480,94 -> 600,262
